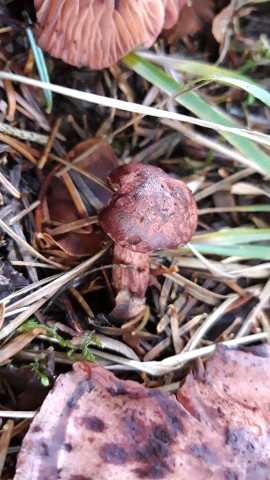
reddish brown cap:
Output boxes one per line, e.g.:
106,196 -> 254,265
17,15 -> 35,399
34,0 -> 165,70
98,163 -> 198,253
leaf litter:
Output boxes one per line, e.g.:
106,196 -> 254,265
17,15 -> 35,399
0,0 -> 270,478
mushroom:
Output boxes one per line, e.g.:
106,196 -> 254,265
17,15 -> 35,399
33,0 -> 187,69
98,163 -> 197,323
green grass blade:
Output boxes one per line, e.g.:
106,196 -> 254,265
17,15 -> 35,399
194,228 -> 270,245
138,53 -> 253,82
124,53 -> 270,177
199,205 -> 270,214
210,75 -> 270,107
138,55 -> 270,107
23,11 -> 52,113
186,243 -> 270,260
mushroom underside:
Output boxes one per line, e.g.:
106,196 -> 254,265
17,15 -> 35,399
34,0 -> 165,69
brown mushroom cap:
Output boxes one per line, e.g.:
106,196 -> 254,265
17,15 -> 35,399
34,0 -> 165,70
98,163 -> 198,253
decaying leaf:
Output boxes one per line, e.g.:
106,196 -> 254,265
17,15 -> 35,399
164,0 -> 214,43
0,365 -> 52,411
35,138 -> 118,261
15,345 -> 270,479
212,0 -> 255,48
0,261 -> 28,301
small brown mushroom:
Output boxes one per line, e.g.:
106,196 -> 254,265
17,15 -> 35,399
34,0 -> 188,70
98,163 -> 197,323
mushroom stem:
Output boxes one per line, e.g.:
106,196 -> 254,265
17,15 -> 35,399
108,244 -> 150,324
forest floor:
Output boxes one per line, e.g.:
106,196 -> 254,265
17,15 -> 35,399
0,1 -> 270,477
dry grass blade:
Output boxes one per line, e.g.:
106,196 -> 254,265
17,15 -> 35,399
49,216 -> 98,236
187,243 -> 243,280
161,119 -> 254,168
176,258 -> 270,279
0,299 -> 48,341
0,133 -> 37,165
195,168 -> 254,202
0,121 -> 49,144
183,295 -> 238,352
1,72 -> 270,152
0,303 -> 4,330
236,278 -> 270,337
164,271 -> 226,305
88,332 -> 268,376
3,78 -> 16,122
0,412 -> 36,419
159,333 -> 269,373
0,219 -> 67,270
0,328 -> 45,365
3,273 -> 62,306
8,201 -> 40,225
0,173 -> 20,199
49,154 -> 112,193
38,118 -> 61,169
0,420 -> 14,477
1,246 -> 110,339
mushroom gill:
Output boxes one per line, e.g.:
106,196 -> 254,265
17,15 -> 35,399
34,0 -> 165,69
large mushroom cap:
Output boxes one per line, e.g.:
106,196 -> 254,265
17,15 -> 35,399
98,163 -> 198,253
34,0 -> 165,70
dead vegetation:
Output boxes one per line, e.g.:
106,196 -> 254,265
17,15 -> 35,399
0,0 -> 270,477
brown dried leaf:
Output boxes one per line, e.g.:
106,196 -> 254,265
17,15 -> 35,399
1,366 -> 51,411
66,137 -> 119,205
164,0 -> 214,43
0,419 -> 14,477
0,133 -> 38,165
36,138 -> 118,260
0,328 -> 45,366
14,345 -> 270,479
212,0 -> 255,45
212,1 -> 234,45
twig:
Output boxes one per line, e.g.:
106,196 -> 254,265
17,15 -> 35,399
0,121 -> 49,144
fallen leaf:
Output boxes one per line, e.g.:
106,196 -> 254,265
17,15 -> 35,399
0,261 -> 28,301
212,2 -> 235,45
212,0 -> 255,45
164,0 -> 214,43
14,345 -> 270,479
0,365 -> 51,411
35,138 -> 118,260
